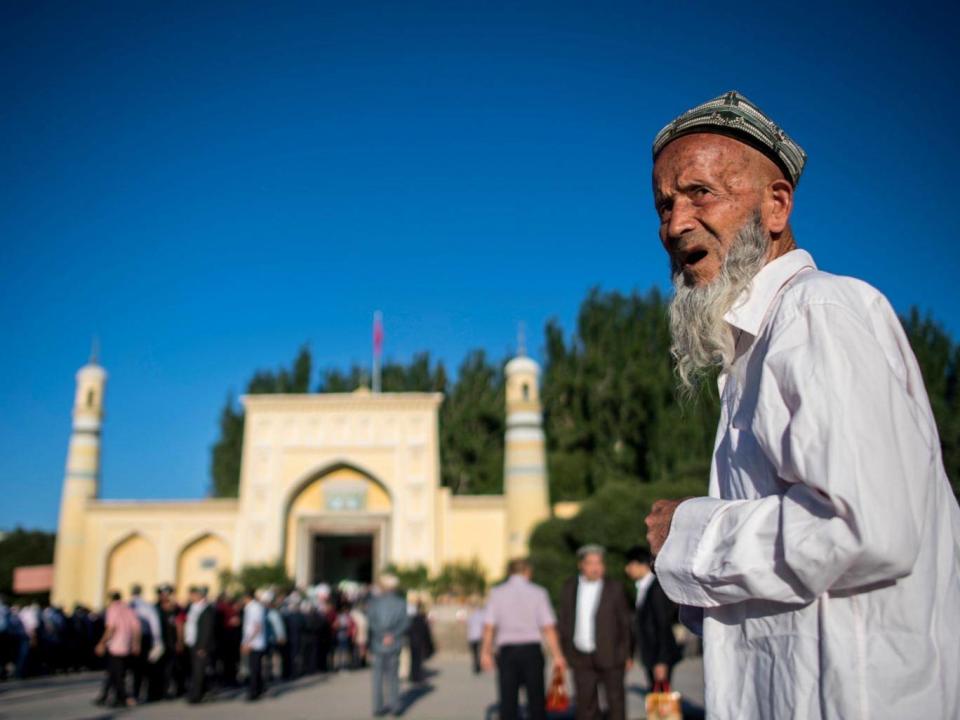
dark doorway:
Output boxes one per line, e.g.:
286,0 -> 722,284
312,534 -> 374,585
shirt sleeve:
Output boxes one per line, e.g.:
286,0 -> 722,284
147,606 -> 163,649
656,300 -> 935,607
537,589 -> 557,627
483,592 -> 498,626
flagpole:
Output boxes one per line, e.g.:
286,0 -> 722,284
373,310 -> 383,393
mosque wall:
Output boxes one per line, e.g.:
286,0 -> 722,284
77,499 -> 238,608
441,494 -> 509,580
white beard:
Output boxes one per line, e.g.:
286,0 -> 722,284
668,214 -> 769,394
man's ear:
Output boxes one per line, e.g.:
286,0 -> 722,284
764,178 -> 793,234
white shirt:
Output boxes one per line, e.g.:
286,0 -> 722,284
466,608 -> 486,642
131,597 -> 164,654
351,607 -> 369,645
184,600 -> 206,648
634,573 -> 655,610
656,250 -> 960,719
19,605 -> 39,636
242,600 -> 266,651
267,607 -> 286,644
573,577 -> 602,653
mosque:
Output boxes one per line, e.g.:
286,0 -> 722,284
50,346 -> 567,609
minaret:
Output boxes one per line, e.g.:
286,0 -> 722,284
52,344 -> 106,607
503,326 -> 550,557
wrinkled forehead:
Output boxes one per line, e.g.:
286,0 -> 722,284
652,133 -> 772,195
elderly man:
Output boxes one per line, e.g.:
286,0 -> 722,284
367,574 -> 410,717
557,545 -> 631,720
643,91 -> 960,719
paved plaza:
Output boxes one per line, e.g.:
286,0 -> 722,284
0,654 -> 704,720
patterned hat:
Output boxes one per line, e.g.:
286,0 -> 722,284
652,90 -> 807,186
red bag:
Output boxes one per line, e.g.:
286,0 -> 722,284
646,680 -> 682,720
545,665 -> 570,712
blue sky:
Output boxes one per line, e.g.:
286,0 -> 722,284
2,1 -> 958,530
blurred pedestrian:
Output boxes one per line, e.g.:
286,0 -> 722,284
350,602 -> 368,669
184,586 -> 215,704
264,590 -> 287,681
558,545 -> 631,720
129,583 -> 164,703
367,574 -> 410,717
481,558 -> 566,720
332,602 -> 354,671
466,601 -> 485,675
241,588 -> 267,701
155,584 -> 179,699
216,591 -> 242,687
624,546 -> 681,690
408,602 -> 434,684
94,591 -> 141,708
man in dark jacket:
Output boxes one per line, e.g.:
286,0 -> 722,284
184,586 -> 216,704
152,584 -> 178,700
558,545 -> 632,720
407,602 -> 434,684
624,546 -> 681,689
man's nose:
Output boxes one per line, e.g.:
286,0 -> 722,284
665,197 -> 697,241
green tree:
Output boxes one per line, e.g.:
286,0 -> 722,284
439,350 -> 505,494
210,395 -> 244,497
529,479 -> 705,605
430,558 -> 488,598
0,528 -> 56,601
219,560 -> 293,595
543,288 -> 719,501
318,365 -> 368,392
211,345 -> 313,497
901,308 -> 960,494
317,352 -> 446,394
384,563 -> 431,592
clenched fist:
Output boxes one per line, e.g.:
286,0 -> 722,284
644,498 -> 690,556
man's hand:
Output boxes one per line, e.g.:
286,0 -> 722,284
644,498 -> 689,555
480,648 -> 495,672
241,643 -> 250,656
383,633 -> 395,647
653,663 -> 669,683
95,642 -> 105,658
553,654 -> 567,672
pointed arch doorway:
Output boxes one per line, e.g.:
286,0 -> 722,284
283,464 -> 392,587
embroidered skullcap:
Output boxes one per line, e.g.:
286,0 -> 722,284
652,90 -> 807,186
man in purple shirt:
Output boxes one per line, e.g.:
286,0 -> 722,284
481,558 -> 566,720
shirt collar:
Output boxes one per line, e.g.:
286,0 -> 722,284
636,574 -> 655,592
723,249 -> 817,337
578,575 -> 602,587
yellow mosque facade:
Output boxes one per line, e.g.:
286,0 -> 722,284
51,350 -> 558,609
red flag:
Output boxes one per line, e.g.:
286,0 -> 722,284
373,311 -> 384,356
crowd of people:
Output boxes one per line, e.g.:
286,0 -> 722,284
0,579 -> 436,709
0,595 -> 101,680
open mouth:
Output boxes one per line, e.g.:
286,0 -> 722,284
682,248 -> 708,268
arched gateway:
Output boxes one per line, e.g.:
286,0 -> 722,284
282,463 -> 393,587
